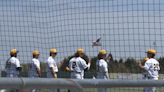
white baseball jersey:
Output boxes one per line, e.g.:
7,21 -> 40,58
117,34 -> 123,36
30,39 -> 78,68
5,57 -> 20,75
143,58 -> 160,78
28,58 -> 40,77
69,57 -> 88,73
96,59 -> 108,76
46,56 -> 58,74
96,59 -> 108,92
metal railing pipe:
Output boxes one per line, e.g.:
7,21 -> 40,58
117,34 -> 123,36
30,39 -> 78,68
0,78 -> 84,92
72,79 -> 164,88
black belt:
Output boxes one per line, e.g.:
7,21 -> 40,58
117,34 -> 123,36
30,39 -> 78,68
148,77 -> 153,79
71,71 -> 81,73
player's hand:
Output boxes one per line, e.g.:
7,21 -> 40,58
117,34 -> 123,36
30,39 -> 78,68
38,74 -> 41,78
60,61 -> 63,65
88,58 -> 91,63
138,60 -> 142,66
54,74 -> 57,78
66,67 -> 70,71
107,56 -> 111,60
58,61 -> 64,68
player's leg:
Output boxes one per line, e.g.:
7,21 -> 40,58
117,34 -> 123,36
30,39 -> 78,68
7,74 -> 13,77
28,76 -> 37,92
49,73 -> 57,92
7,74 -> 19,92
70,72 -> 78,79
97,75 -> 107,92
146,77 -> 158,92
69,73 -> 81,92
97,88 -> 102,92
13,74 -> 18,77
50,89 -> 55,92
75,73 -> 82,79
150,77 -> 158,92
143,77 -> 148,92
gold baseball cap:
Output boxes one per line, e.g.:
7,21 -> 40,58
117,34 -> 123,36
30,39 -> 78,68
50,49 -> 57,53
10,49 -> 18,55
146,49 -> 156,54
99,50 -> 106,55
77,49 -> 84,53
33,51 -> 39,55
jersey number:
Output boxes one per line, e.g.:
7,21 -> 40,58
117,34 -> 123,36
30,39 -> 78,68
6,62 -> 11,68
29,64 -> 32,70
154,64 -> 158,71
72,62 -> 76,68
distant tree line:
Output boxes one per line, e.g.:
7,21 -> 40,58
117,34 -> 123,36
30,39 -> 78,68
20,53 -> 164,74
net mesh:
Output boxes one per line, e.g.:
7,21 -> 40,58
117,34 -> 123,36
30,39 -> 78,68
0,0 -> 164,92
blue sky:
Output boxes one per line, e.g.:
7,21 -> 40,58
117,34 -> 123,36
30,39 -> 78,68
0,0 -> 164,70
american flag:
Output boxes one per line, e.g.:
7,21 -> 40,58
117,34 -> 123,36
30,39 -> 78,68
92,38 -> 101,47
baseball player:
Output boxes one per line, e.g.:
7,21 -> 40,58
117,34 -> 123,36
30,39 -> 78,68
5,49 -> 21,78
138,49 -> 160,92
69,49 -> 91,79
46,49 -> 58,92
28,51 -> 41,92
96,50 -> 109,92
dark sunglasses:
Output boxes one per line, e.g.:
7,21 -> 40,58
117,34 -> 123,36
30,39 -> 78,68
53,53 -> 57,55
34,54 -> 39,56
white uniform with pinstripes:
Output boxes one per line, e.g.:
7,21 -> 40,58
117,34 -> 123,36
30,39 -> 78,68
28,58 -> 40,92
96,59 -> 109,92
46,56 -> 58,92
5,57 -> 20,78
69,57 -> 89,79
143,58 -> 160,92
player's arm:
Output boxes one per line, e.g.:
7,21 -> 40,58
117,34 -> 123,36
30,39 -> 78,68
87,58 -> 91,70
83,58 -> 91,70
50,67 -> 57,78
35,61 -> 41,77
16,59 -> 22,71
138,60 -> 147,71
68,60 -> 72,72
103,62 -> 109,79
36,68 -> 41,77
106,55 -> 111,64
48,61 -> 57,78
57,61 -> 63,69
66,66 -> 71,73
